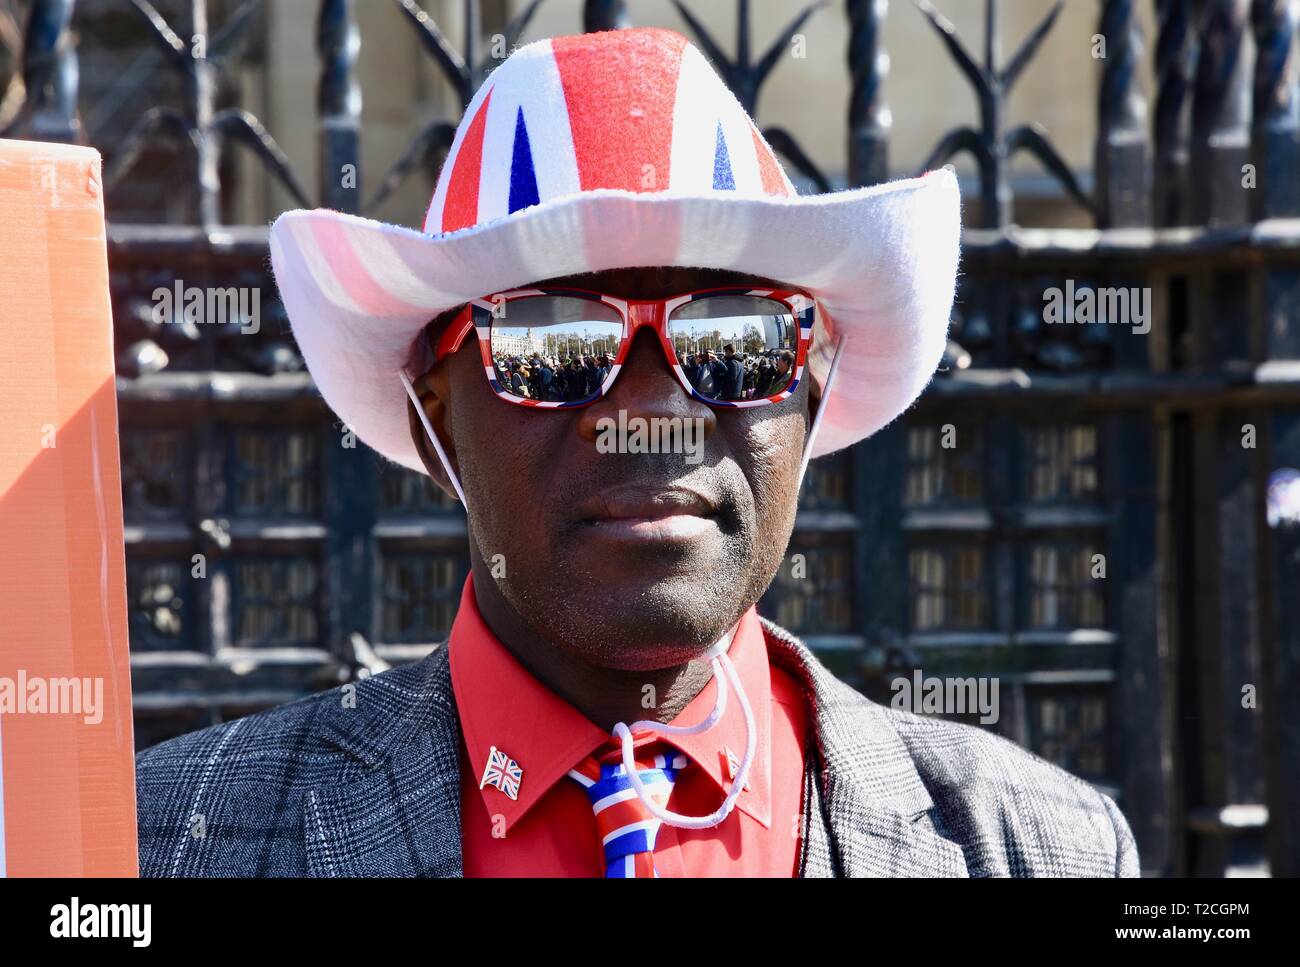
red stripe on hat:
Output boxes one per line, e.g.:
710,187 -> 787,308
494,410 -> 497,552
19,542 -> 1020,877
750,123 -> 790,197
442,88 -> 493,232
551,29 -> 686,193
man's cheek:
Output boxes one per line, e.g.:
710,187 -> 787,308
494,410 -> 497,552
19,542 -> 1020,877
741,409 -> 810,491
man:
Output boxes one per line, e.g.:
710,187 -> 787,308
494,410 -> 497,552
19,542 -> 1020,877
720,343 -> 745,401
582,354 -> 601,396
507,360 -> 528,398
771,349 -> 794,398
693,350 -> 717,398
753,356 -> 775,399
705,349 -> 730,399
135,28 -> 1137,877
682,350 -> 702,389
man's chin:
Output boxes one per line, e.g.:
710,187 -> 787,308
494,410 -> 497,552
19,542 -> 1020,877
514,570 -> 751,672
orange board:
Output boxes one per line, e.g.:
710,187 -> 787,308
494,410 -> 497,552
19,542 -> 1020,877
0,138 -> 137,876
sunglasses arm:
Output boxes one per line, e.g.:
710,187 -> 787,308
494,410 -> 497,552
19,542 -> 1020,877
399,369 -> 469,508
797,334 -> 847,492
434,306 -> 477,361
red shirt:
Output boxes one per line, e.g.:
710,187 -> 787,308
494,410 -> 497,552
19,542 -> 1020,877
448,575 -> 809,876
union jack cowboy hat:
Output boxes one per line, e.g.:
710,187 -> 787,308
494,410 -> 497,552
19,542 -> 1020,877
268,27 -> 961,473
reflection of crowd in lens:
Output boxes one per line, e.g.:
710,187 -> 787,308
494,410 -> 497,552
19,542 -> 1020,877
492,353 -> 614,401
491,344 -> 795,403
680,345 -> 795,401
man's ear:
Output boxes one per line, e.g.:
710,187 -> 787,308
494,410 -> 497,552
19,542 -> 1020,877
405,363 -> 461,502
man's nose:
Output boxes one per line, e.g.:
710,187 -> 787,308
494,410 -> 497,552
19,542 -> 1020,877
575,326 -> 717,445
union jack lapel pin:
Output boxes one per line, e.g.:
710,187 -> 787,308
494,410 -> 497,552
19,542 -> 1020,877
723,746 -> 751,790
479,745 -> 523,800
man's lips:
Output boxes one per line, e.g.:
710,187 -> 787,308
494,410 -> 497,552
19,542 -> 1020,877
576,486 -> 722,542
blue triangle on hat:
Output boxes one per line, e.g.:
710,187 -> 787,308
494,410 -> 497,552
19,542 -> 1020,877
509,106 -> 540,213
712,120 -> 735,190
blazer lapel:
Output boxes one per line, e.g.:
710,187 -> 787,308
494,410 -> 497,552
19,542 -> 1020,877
304,646 -> 465,877
763,620 -> 969,878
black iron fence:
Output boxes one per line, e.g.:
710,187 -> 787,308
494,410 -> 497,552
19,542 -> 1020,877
3,0 -> 1298,877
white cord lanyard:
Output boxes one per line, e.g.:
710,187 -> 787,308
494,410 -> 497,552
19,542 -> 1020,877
612,636 -> 757,829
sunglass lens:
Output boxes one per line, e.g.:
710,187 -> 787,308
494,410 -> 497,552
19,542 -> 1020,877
487,296 -> 623,403
668,295 -> 798,402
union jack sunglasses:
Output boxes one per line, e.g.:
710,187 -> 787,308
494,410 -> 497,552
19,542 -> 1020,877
432,285 -> 817,409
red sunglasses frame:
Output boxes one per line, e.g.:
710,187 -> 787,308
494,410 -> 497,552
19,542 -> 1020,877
432,284 -> 817,409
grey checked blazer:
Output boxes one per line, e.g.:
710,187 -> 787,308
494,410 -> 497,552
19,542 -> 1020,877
135,619 -> 1139,877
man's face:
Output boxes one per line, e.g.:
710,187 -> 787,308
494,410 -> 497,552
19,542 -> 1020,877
410,266 -> 815,672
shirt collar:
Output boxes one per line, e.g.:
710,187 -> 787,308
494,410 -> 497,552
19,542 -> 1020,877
448,574 -> 774,831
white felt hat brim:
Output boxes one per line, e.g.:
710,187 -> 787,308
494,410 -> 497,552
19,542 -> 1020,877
268,168 -> 961,474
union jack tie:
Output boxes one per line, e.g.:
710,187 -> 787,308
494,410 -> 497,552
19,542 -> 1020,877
567,737 -> 690,878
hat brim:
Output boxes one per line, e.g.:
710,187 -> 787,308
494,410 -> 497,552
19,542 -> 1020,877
268,168 -> 961,474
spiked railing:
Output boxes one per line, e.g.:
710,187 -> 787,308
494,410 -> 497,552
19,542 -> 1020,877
847,0 -> 890,187
583,0 -> 631,31
1153,0 -> 1197,226
1190,0 -> 1252,226
1095,0 -> 1149,228
914,0 -> 1092,228
102,0 -> 310,230
1250,0 -> 1300,218
0,0 -> 77,141
669,0 -> 831,190
669,0 -> 826,113
318,0 -> 362,214
367,0 -> 546,212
